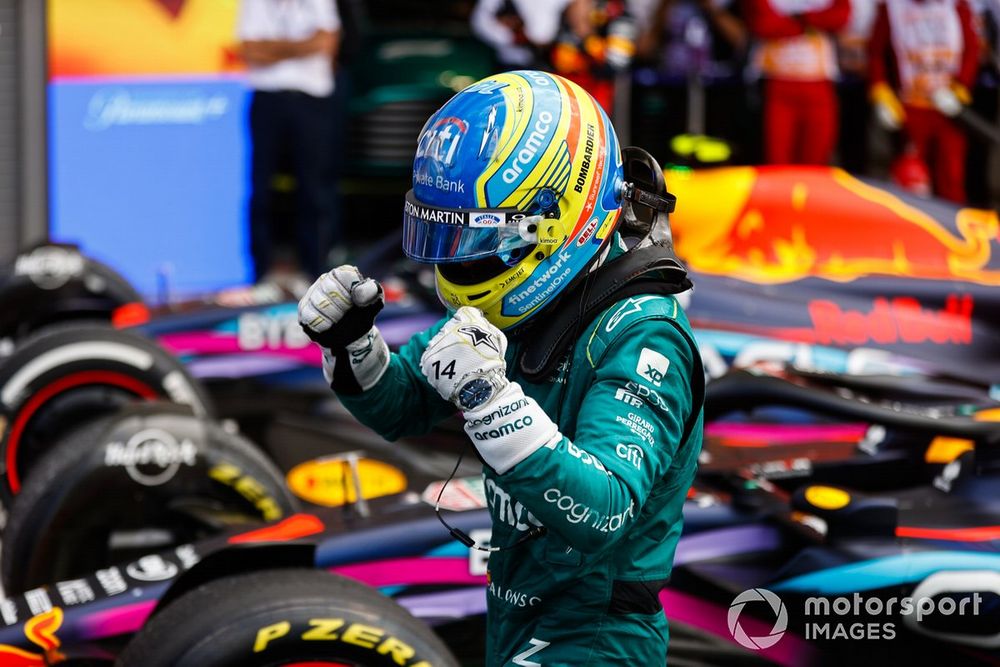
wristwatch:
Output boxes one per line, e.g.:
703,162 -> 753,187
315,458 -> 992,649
458,377 -> 495,410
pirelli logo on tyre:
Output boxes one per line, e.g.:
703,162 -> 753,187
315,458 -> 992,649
253,618 -> 437,666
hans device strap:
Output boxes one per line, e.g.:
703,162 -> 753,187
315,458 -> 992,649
516,244 -> 693,382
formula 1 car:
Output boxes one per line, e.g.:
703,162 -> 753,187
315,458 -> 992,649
0,166 -> 997,665
2,166 -> 996,508
0,361 -> 997,666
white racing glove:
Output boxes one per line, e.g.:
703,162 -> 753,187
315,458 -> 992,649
875,101 -> 904,130
298,266 -> 389,392
606,18 -> 637,70
871,82 -> 905,131
931,86 -> 964,118
420,307 -> 559,473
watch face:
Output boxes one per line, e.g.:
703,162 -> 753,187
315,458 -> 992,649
459,377 -> 494,410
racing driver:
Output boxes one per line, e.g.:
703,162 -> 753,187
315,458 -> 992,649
298,70 -> 704,665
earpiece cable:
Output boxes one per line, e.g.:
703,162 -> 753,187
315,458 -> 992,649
434,451 -> 546,552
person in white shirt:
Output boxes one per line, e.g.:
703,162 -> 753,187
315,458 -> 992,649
471,0 -> 570,67
237,0 -> 341,285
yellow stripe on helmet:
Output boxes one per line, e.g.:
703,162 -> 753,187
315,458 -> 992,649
475,73 -> 534,207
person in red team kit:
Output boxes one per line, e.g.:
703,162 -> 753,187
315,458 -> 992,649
868,0 -> 979,203
745,0 -> 850,164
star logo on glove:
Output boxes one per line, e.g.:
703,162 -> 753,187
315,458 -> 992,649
459,325 -> 501,354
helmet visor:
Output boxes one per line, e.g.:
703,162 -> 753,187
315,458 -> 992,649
402,190 -> 537,263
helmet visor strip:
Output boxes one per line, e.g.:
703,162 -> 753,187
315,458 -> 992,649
402,189 -> 544,264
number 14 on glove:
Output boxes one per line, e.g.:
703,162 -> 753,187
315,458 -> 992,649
420,307 -> 559,474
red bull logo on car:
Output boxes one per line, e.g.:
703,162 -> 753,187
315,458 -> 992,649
0,608 -> 65,665
667,166 -> 1000,286
805,294 -> 973,346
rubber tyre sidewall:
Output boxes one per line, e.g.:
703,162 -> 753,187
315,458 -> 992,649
0,324 -> 213,508
1,404 -> 296,593
116,569 -> 459,667
0,244 -> 143,345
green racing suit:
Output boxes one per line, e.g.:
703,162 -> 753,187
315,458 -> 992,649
339,293 -> 704,666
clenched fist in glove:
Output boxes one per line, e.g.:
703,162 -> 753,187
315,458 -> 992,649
298,266 -> 389,393
421,307 -> 560,474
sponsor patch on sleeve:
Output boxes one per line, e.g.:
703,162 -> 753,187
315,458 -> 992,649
636,347 -> 670,387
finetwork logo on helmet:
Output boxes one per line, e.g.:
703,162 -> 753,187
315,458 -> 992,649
507,250 -> 573,310
728,588 -> 788,650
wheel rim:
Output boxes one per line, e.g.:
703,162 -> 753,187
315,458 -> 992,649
5,373 -> 157,493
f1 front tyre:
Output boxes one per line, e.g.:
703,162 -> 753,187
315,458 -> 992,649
1,403 -> 296,593
116,569 -> 460,667
0,324 -> 213,510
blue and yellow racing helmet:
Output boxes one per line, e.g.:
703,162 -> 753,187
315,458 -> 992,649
402,71 -> 628,330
